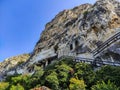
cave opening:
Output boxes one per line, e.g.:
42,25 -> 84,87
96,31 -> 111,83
70,44 -> 73,50
75,40 -> 79,48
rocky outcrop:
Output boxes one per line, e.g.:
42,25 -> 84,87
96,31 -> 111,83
29,0 -> 120,66
0,0 -> 120,80
31,86 -> 51,90
0,54 -> 30,80
26,3 -> 92,67
78,0 -> 120,50
34,4 -> 92,54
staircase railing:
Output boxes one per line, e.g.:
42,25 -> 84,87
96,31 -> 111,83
92,32 -> 120,57
74,57 -> 120,66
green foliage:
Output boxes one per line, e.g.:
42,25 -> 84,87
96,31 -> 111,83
32,65 -> 44,79
56,64 -> 73,89
91,80 -> 119,90
45,60 -> 59,71
5,74 -> 33,89
96,65 -> 120,87
69,78 -> 86,90
10,84 -> 24,90
5,74 -> 21,83
59,57 -> 75,67
74,63 -> 95,88
0,82 -> 9,90
5,66 -> 44,90
55,64 -> 72,73
11,74 -> 31,89
83,11 -> 88,18
2,57 -> 120,90
30,65 -> 44,87
17,61 -> 24,66
43,58 -> 74,90
45,71 -> 59,90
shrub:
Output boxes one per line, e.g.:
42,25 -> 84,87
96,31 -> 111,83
59,57 -> 75,67
29,66 -> 44,88
32,65 -> 44,79
45,71 -> 59,90
74,63 -> 95,88
91,80 -> 119,90
83,11 -> 88,18
96,65 -> 120,87
45,60 -> 59,71
56,64 -> 73,89
10,84 -> 24,90
0,82 -> 9,90
7,74 -> 31,89
69,78 -> 86,90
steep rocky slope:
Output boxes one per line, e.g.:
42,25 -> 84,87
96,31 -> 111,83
34,0 -> 120,54
29,0 -> 120,65
0,54 -> 30,80
34,4 -> 92,54
0,0 -> 120,80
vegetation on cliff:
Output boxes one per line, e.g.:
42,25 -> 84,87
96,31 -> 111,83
0,57 -> 120,90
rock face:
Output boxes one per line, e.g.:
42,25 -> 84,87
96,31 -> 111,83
29,0 -> 120,66
0,54 -> 30,80
31,86 -> 51,90
1,0 -> 120,80
34,4 -> 92,53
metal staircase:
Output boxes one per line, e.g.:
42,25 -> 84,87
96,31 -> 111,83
92,32 -> 120,57
74,31 -> 120,66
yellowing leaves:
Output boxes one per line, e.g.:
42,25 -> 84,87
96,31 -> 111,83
69,78 -> 86,90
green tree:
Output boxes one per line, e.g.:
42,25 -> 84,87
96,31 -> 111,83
59,57 -> 75,68
10,84 -> 24,90
8,74 -> 31,89
29,66 -> 44,88
96,65 -> 120,87
0,82 -> 9,90
56,64 -> 73,89
32,65 -> 44,79
69,78 -> 86,90
74,63 -> 95,88
91,80 -> 119,90
45,71 -> 59,90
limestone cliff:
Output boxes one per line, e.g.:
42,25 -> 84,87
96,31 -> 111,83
0,54 -> 30,80
1,0 -> 120,80
29,0 -> 120,65
34,4 -> 92,54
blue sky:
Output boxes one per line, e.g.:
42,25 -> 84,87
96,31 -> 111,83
0,0 -> 95,61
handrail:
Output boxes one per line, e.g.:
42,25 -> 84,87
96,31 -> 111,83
92,32 -> 120,57
75,57 -> 94,61
74,57 -> 120,66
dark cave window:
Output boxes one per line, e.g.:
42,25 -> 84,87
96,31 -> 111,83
54,44 -> 58,53
114,18 -> 118,21
70,44 -> 73,50
75,40 -> 79,47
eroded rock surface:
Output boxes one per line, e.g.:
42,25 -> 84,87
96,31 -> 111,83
1,0 -> 120,80
30,0 -> 120,65
0,54 -> 30,80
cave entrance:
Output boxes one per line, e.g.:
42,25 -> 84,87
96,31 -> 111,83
54,44 -> 58,53
70,44 -> 73,50
75,40 -> 79,48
